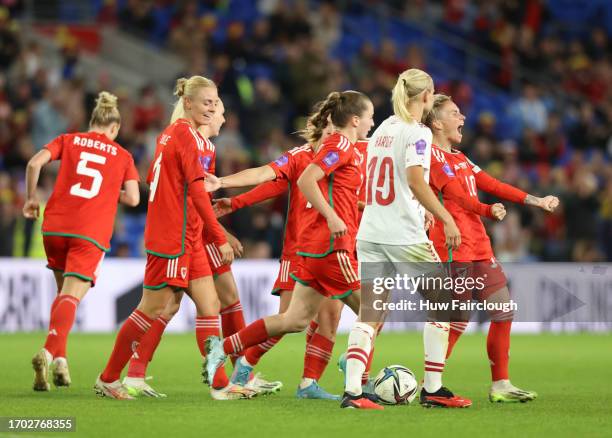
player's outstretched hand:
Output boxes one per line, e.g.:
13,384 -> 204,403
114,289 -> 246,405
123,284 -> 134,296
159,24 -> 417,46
491,203 -> 506,221
23,199 -> 40,219
213,198 -> 233,217
538,195 -> 560,212
218,242 -> 235,265
226,232 -> 244,258
424,210 -> 435,231
204,173 -> 222,192
443,220 -> 461,250
327,214 -> 347,238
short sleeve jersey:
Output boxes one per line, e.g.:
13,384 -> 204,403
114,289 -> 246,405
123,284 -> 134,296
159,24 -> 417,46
267,144 -> 314,260
187,134 -> 218,245
355,139 -> 368,224
144,119 -> 207,258
297,133 -> 363,256
429,145 -> 493,262
357,115 -> 433,245
42,132 -> 139,251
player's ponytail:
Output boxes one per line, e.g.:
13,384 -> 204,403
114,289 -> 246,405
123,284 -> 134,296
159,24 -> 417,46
300,90 -> 371,144
170,75 -> 217,123
391,69 -> 433,124
89,91 -> 121,128
423,94 -> 452,130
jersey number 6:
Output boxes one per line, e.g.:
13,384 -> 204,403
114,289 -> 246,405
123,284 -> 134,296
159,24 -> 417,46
70,151 -> 106,199
366,156 -> 395,206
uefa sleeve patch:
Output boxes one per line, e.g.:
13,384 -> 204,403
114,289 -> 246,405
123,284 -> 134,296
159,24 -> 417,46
274,155 -> 289,167
415,139 -> 427,155
442,163 -> 455,176
322,151 -> 340,167
199,155 -> 212,171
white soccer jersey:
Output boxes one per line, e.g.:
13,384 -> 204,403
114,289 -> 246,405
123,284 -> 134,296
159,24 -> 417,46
357,115 -> 433,245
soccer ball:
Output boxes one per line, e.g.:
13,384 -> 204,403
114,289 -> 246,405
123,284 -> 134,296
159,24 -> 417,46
373,365 -> 418,405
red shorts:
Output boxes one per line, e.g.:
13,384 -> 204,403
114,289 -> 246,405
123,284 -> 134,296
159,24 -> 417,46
144,241 -> 211,290
451,257 -> 507,301
272,258 -> 298,296
43,235 -> 105,286
292,251 -> 360,299
204,242 -> 232,277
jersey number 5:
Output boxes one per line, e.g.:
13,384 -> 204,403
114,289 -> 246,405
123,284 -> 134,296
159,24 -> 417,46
366,156 -> 395,206
70,152 -> 106,199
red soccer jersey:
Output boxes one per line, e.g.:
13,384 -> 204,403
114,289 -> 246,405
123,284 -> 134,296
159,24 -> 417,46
144,119 -> 209,257
188,134 -> 219,245
267,144 -> 314,260
42,131 -> 139,251
355,139 -> 368,224
429,145 -> 493,262
297,133 -> 364,256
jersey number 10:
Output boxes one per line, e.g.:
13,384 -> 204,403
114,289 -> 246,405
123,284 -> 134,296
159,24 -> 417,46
366,156 -> 395,206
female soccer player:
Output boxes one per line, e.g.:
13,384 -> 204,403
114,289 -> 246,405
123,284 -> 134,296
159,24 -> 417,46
424,94 -> 559,402
94,76 -> 233,400
24,91 -> 140,392
121,99 -> 275,399
344,68 -> 471,409
203,90 -> 374,401
210,108 -> 345,400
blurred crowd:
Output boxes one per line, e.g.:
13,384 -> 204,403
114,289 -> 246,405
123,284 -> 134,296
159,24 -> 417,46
0,0 -> 610,262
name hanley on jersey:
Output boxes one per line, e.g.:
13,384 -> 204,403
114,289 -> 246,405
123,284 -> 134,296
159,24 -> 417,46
73,135 -> 118,155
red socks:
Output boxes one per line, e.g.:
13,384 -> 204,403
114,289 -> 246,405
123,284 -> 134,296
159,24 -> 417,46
44,295 -> 80,359
361,347 -> 374,385
127,316 -> 169,378
196,316 -> 229,389
488,320 -> 512,381
244,336 -> 282,366
222,319 -> 269,355
100,310 -> 152,383
303,333 -> 334,380
305,320 -> 318,344
220,301 -> 246,365
446,321 -> 468,359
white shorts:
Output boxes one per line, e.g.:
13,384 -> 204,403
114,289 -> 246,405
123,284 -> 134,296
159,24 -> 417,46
357,240 -> 442,281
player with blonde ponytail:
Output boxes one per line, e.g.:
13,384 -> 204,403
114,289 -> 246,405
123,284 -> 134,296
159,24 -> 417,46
25,91 -> 140,392
341,69 -> 471,409
95,76 -> 237,400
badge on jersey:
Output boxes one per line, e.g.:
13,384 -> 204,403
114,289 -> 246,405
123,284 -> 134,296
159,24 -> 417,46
415,139 -> 427,155
322,151 -> 339,167
199,156 -> 212,171
442,162 -> 455,176
274,155 -> 289,167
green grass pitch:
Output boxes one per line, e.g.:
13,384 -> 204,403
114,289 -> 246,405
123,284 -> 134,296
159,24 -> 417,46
1,332 -> 610,438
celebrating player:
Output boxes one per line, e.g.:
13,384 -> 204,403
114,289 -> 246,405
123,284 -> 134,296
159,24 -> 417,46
121,99 -> 276,399
424,94 -> 559,402
211,106 -> 345,399
94,76 -> 233,400
24,91 -> 140,392
203,90 -> 374,396
343,68 -> 472,409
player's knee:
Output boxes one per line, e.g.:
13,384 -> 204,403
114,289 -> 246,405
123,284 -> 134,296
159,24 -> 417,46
284,315 -> 310,333
161,301 -> 181,320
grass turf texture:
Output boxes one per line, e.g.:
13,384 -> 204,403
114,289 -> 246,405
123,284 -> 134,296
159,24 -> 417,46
0,332 -> 610,438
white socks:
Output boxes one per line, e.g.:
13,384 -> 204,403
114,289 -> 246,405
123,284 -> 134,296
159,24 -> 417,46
299,377 -> 315,389
423,321 -> 450,393
345,322 -> 375,396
